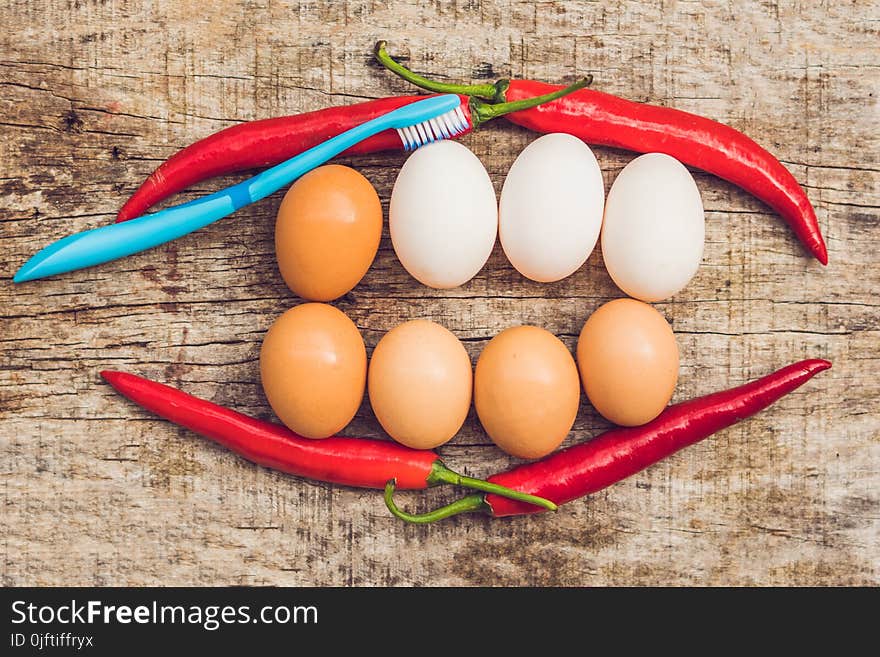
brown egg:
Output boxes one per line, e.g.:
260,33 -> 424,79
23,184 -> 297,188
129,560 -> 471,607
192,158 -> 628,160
577,298 -> 679,427
474,326 -> 580,459
368,319 -> 472,449
259,303 -> 366,439
275,164 -> 382,302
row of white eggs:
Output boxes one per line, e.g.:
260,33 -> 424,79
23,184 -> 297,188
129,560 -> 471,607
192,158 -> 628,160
390,134 -> 706,302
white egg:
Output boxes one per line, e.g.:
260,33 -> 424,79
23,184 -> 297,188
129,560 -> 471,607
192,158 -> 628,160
601,153 -> 705,302
499,133 -> 605,283
390,140 -> 497,289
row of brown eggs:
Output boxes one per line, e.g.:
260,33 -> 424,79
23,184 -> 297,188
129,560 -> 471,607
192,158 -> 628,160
260,298 -> 678,460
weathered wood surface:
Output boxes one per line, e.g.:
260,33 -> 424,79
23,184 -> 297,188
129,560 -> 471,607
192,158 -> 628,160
1,0 -> 877,586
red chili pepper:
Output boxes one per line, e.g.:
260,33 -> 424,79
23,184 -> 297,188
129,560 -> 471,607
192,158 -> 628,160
115,81 -> 589,222
374,43 -> 828,265
383,359 -> 831,523
505,82 -> 827,264
115,96 -> 424,222
99,370 -> 557,510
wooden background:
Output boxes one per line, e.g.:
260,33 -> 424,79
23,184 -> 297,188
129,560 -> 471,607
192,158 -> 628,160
1,0 -> 877,586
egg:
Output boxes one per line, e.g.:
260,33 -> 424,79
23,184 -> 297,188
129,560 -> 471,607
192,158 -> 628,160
275,164 -> 382,301
474,326 -> 580,459
499,133 -> 605,282
390,140 -> 497,289
260,303 -> 366,439
576,298 -> 679,426
601,153 -> 705,302
368,320 -> 472,449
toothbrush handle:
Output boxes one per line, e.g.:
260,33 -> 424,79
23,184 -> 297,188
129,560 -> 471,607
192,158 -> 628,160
245,118 -> 390,202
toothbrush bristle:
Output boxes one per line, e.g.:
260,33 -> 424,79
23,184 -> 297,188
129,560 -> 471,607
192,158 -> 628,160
395,104 -> 471,151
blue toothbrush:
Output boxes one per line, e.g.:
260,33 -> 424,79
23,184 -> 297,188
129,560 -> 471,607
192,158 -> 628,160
14,94 -> 468,283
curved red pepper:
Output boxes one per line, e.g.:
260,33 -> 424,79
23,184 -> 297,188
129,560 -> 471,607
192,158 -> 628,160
503,81 -> 827,265
486,358 -> 831,516
115,95 -> 456,222
384,359 -> 831,522
100,370 -> 557,510
372,44 -> 828,265
102,369 -> 436,488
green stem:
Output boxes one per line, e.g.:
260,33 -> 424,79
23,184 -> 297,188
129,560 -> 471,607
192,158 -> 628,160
385,479 -> 488,524
375,40 -> 504,102
428,461 -> 557,511
375,40 -> 593,129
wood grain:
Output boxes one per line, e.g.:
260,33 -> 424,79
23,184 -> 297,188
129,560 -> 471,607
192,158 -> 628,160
1,0 -> 877,586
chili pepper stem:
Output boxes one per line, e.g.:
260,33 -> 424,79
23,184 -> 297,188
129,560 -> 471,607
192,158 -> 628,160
427,461 -> 557,511
375,40 -> 592,128
375,40 -> 505,102
385,479 -> 488,524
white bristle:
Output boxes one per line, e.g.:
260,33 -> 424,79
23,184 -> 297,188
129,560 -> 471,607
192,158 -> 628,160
395,106 -> 471,151
428,118 -> 444,139
415,121 -> 429,145
454,105 -> 467,128
440,117 -> 454,137
443,113 -> 456,135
